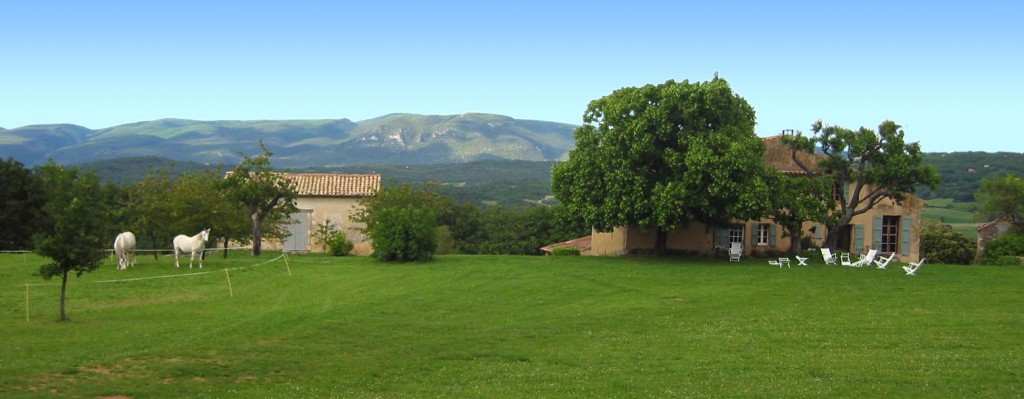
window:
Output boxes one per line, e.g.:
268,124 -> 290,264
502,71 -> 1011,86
729,225 -> 744,245
755,223 -> 771,246
881,216 -> 900,253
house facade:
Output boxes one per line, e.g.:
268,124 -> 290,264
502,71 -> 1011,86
588,136 -> 925,262
263,173 -> 380,255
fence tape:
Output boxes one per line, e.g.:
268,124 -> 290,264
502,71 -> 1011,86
7,254 -> 286,287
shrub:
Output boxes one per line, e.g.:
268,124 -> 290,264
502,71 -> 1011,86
552,247 -> 580,256
983,234 -> 1024,265
920,220 -> 976,265
326,231 -> 353,256
993,255 -> 1022,266
368,206 -> 437,262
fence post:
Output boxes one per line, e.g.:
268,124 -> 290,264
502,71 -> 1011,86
25,283 -> 30,322
224,269 -> 234,298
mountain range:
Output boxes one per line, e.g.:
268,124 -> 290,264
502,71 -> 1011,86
0,113 -> 578,168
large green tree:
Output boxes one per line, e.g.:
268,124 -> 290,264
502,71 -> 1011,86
783,120 -> 939,249
34,163 -> 111,321
222,143 -> 298,256
352,182 -> 443,262
0,157 -> 46,250
765,171 -> 833,254
976,173 -> 1024,234
552,77 -> 771,253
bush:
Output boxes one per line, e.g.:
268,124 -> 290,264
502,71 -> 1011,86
326,231 -> 353,256
368,206 -> 437,262
993,255 -> 1022,266
552,247 -> 580,256
983,234 -> 1024,265
920,220 -> 976,265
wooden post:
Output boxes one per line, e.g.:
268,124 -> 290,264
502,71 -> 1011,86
25,283 -> 30,322
283,251 -> 292,276
224,269 -> 234,298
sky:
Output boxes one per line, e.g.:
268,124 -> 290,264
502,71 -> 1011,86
1,1 -> 1021,152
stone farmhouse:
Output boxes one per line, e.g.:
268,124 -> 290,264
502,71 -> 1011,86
586,135 -> 925,262
264,173 -> 381,254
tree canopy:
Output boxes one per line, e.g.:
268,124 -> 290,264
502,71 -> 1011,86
784,120 -> 939,249
552,77 -> 771,252
976,173 -> 1024,234
222,143 -> 298,256
34,163 -> 112,321
0,157 -> 46,250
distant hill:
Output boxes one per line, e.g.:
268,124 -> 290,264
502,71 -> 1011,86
918,152 -> 1024,201
0,113 -> 577,168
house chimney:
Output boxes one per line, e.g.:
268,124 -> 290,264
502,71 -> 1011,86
781,129 -> 796,136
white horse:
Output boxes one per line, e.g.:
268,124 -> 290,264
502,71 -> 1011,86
113,231 -> 136,270
173,228 -> 210,268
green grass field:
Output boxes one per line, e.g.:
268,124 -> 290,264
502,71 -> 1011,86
2,252 -> 1022,398
922,199 -> 982,240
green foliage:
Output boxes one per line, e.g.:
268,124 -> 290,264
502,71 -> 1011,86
222,142 -> 299,256
0,157 -> 45,250
992,256 -> 1022,266
784,120 -> 939,248
448,204 -> 589,255
976,173 -> 1024,232
368,206 -> 437,262
313,220 -> 339,252
553,77 -> 771,251
33,163 -> 112,321
326,231 -> 354,256
983,234 -> 1024,265
920,220 -> 976,265
551,247 -> 580,256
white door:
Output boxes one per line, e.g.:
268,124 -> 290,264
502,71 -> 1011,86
283,211 -> 311,252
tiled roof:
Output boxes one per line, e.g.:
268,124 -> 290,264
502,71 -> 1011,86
540,236 -> 592,253
761,135 -> 823,176
282,173 -> 381,197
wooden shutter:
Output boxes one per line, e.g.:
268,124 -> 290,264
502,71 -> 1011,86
872,216 -> 883,251
813,224 -> 823,239
714,226 -> 728,249
768,223 -> 777,247
854,224 -> 865,253
901,216 -> 913,256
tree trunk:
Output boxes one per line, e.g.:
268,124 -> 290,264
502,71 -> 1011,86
824,226 -> 841,250
223,237 -> 230,258
252,215 -> 263,256
59,270 -> 69,322
787,221 -> 803,255
151,236 -> 160,260
655,229 -> 669,255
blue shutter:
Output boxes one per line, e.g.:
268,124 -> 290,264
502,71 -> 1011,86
872,216 -> 883,251
854,225 -> 865,253
901,216 -> 913,256
769,223 -> 777,247
813,224 -> 823,239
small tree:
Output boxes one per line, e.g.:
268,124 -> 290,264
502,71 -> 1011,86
920,220 -> 975,265
352,183 -> 442,262
313,220 -> 339,252
34,163 -> 110,321
222,143 -> 299,256
783,120 -> 939,249
976,174 -> 1024,234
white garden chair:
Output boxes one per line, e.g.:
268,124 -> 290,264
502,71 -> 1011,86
903,258 -> 925,276
849,249 -> 878,267
729,242 -> 742,262
840,252 -> 853,266
794,255 -> 810,266
768,257 -> 791,268
820,248 -> 837,265
874,252 -> 897,269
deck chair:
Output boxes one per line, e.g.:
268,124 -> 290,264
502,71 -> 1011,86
728,242 -> 742,262
874,253 -> 897,269
794,255 -> 810,266
768,257 -> 791,268
820,248 -> 837,265
903,258 -> 925,275
850,249 -> 878,267
840,252 -> 853,266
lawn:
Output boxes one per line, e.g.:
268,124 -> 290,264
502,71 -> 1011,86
1,252 -> 1022,398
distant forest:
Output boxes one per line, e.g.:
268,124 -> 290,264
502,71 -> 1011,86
917,152 -> 1024,201
79,151 -> 1024,206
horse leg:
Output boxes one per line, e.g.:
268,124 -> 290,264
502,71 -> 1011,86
175,248 -> 181,268
189,250 -> 195,269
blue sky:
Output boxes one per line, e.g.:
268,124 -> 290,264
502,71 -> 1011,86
1,1 -> 1021,152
